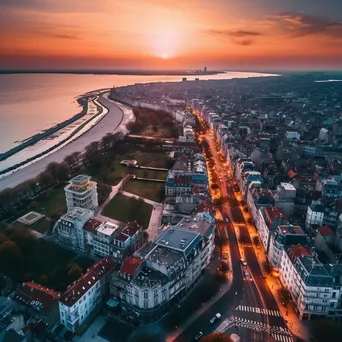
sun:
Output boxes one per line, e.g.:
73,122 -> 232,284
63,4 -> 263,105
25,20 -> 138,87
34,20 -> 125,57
161,53 -> 169,59
151,29 -> 182,60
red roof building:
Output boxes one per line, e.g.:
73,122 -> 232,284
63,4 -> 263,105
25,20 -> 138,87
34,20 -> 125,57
83,218 -> 102,233
119,256 -> 143,278
288,244 -> 312,262
59,257 -> 114,307
318,225 -> 334,237
14,282 -> 60,328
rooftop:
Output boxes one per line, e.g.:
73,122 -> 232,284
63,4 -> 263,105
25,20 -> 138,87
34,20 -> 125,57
61,207 -> 93,222
318,225 -> 334,236
176,214 -> 214,238
278,224 -> 304,235
97,222 -> 119,236
60,257 -> 114,307
83,218 -> 102,233
14,282 -> 60,315
69,174 -> 91,186
264,207 -> 287,223
134,267 -> 168,288
156,227 -> 201,255
120,256 -> 143,278
288,244 -> 312,258
147,245 -> 183,268
280,182 -> 296,191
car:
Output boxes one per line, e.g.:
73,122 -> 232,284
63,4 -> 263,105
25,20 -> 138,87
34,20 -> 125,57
244,271 -> 251,280
209,313 -> 222,324
194,332 -> 204,340
225,217 -> 229,223
240,258 -> 247,266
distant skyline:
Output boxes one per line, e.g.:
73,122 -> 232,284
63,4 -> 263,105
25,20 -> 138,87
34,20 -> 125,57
1,0 -> 342,71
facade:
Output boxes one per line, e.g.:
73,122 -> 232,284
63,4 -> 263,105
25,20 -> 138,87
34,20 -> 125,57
280,247 -> 342,321
256,207 -> 287,253
268,224 -> 307,271
64,175 -> 98,212
59,258 -> 114,332
111,213 -> 215,323
56,207 -> 93,250
14,282 -> 60,329
165,153 -> 208,197
305,203 -> 325,233
322,180 -> 342,198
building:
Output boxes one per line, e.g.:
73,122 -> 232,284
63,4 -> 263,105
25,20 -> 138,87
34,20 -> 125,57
64,175 -> 98,212
305,202 -> 325,233
247,188 -> 275,222
256,207 -> 287,253
59,258 -> 114,333
322,179 -> 342,198
280,247 -> 342,321
111,221 -> 143,264
14,282 -> 60,329
268,224 -> 307,271
56,207 -> 93,250
111,214 -> 215,323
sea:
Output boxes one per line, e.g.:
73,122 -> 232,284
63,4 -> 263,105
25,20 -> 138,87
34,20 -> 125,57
0,71 -> 276,171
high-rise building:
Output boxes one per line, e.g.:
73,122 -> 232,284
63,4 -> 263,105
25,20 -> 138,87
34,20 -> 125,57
64,175 -> 98,212
204,66 -> 207,73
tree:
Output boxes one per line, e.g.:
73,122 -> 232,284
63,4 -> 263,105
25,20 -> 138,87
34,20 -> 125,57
37,171 -> 54,188
278,288 -> 292,307
68,264 -> 83,281
142,231 -> 149,242
46,162 -> 60,181
97,182 -> 112,206
0,241 -> 23,264
202,332 -> 233,342
264,259 -> 273,274
56,162 -> 70,182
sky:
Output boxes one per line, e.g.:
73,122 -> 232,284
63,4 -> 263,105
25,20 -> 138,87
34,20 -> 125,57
0,0 -> 342,71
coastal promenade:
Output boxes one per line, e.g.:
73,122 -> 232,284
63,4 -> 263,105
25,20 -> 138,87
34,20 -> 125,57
0,95 -> 130,191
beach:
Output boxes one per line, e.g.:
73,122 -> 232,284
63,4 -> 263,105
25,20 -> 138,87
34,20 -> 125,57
0,95 -> 129,191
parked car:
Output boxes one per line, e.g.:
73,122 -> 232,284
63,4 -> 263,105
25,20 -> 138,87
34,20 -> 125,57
240,258 -> 247,266
209,313 -> 222,324
194,331 -> 204,340
244,271 -> 251,280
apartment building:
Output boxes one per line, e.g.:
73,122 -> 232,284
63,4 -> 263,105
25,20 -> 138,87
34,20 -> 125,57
56,207 -> 93,251
280,246 -> 342,321
59,258 -> 114,332
268,224 -> 307,272
64,175 -> 98,211
256,207 -> 287,253
111,214 -> 215,323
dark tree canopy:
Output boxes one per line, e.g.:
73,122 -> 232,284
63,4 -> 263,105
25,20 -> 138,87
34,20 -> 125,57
202,332 -> 234,342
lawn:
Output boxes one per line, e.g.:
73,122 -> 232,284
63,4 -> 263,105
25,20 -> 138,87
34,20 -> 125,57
86,149 -> 171,186
23,183 -> 67,220
99,318 -> 134,342
124,180 -> 165,203
102,193 -> 153,229
134,168 -> 167,180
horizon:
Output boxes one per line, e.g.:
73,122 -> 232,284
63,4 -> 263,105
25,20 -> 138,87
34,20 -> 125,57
1,0 -> 342,70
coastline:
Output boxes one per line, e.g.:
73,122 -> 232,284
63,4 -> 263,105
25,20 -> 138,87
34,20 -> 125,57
0,96 -> 133,191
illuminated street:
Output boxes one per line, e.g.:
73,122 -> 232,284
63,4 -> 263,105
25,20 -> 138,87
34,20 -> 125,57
173,109 -> 294,342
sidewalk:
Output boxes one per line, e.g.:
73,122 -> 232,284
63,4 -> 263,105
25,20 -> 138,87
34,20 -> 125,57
243,215 -> 311,341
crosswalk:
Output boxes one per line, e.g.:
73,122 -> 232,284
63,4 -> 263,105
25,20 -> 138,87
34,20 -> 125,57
236,305 -> 282,317
272,333 -> 294,342
234,317 -> 292,337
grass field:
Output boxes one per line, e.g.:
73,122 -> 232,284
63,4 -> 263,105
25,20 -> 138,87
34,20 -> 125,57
87,149 -> 171,186
102,193 -> 153,229
22,183 -> 67,220
134,168 -> 167,180
124,180 -> 165,203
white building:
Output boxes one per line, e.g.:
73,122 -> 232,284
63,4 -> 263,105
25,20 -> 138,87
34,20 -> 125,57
59,257 -> 114,332
64,175 -> 98,212
111,213 -> 215,323
305,202 -> 325,232
56,207 -> 94,250
268,224 -> 306,271
285,131 -> 300,141
280,246 -> 342,321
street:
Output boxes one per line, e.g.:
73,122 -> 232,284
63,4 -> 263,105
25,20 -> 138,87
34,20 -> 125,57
173,111 -> 293,342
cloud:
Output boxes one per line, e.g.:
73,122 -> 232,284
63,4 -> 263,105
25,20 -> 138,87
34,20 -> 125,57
271,12 -> 342,39
206,29 -> 262,46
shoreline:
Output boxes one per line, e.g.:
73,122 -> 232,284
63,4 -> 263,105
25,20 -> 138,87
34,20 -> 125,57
0,96 -> 132,191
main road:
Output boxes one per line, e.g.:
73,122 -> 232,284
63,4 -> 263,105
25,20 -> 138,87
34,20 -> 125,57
173,111 -> 292,341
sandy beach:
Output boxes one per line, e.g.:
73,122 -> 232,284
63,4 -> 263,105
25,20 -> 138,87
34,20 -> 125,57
0,95 -> 130,191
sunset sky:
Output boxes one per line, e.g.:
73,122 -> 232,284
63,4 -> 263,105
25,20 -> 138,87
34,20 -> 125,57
0,0 -> 341,71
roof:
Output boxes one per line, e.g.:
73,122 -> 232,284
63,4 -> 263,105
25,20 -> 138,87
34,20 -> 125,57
278,224 -> 304,235
288,245 -> 312,258
60,257 -> 114,307
120,256 -> 143,278
122,221 -> 141,237
14,282 -> 60,315
83,218 -> 102,233
318,225 -> 334,236
264,207 -> 287,223
156,227 -> 201,255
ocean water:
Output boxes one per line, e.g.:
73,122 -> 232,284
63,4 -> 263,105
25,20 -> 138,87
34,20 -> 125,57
0,72 -> 277,153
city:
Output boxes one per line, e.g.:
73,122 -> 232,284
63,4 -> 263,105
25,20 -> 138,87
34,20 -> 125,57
1,1 -> 342,342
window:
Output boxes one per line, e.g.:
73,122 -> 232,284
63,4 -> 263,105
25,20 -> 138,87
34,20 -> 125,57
144,291 -> 148,299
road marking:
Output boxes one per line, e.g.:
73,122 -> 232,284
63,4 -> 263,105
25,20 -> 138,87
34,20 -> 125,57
272,333 -> 293,342
236,305 -> 282,317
